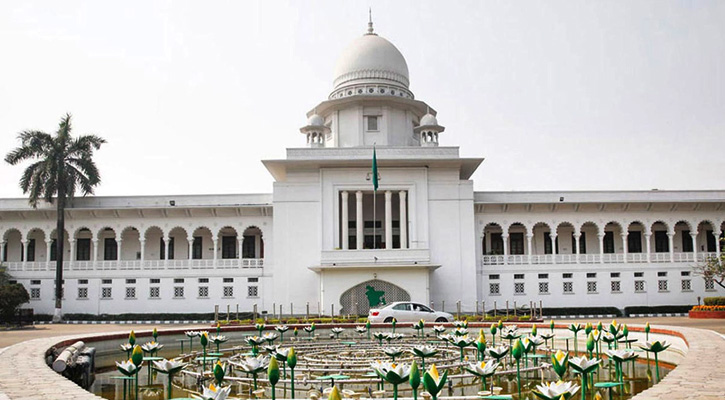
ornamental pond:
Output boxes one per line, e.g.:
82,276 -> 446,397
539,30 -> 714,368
88,322 -> 676,400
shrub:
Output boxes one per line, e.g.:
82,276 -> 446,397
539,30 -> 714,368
704,297 -> 725,306
356,317 -> 368,323
0,283 -> 30,323
285,318 -> 299,324
518,316 -> 531,321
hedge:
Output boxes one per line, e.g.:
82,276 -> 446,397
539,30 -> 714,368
704,297 -> 725,306
623,305 -> 693,315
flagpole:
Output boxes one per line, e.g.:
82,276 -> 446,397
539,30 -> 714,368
373,188 -> 376,249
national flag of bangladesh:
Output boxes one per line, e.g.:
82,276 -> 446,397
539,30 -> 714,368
372,146 -> 379,191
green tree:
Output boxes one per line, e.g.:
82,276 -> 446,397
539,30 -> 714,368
0,265 -> 29,323
4,114 -> 105,322
694,252 -> 725,290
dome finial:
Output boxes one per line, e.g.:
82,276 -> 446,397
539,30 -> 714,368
366,8 -> 375,35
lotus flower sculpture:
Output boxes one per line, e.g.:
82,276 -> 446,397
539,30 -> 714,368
185,331 -> 199,353
638,340 -> 671,381
411,345 -> 438,371
413,319 -> 425,337
385,332 -> 405,343
568,323 -> 584,354
371,361 -> 411,400
263,331 -> 279,345
432,325 -> 446,335
606,349 -> 638,384
230,355 -> 269,390
116,359 -> 138,400
449,334 -> 475,362
453,320 -> 468,328
120,343 -> 133,359
153,358 -> 188,400
193,383 -> 231,400
533,380 -> 580,400
569,356 -> 601,400
485,344 -> 509,364
210,334 -> 228,353
273,347 -> 292,379
331,327 -> 345,339
275,325 -> 290,342
452,327 -> 469,336
256,323 -> 266,336
372,331 -> 387,345
465,360 -> 499,391
383,347 -> 404,362
141,341 -> 163,357
356,325 -> 368,337
303,323 -> 316,338
246,336 -> 266,356
422,364 -> 448,400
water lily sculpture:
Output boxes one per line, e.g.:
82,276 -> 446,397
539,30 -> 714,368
245,335 -> 264,353
432,325 -> 446,335
371,360 -> 411,400
422,364 -> 448,400
383,347 -> 404,362
568,323 -> 584,354
606,349 -> 638,384
411,345 -> 439,371
453,320 -> 468,328
275,325 -> 290,342
193,383 -> 231,400
448,334 -> 475,362
485,345 -> 509,364
533,380 -> 580,400
153,358 -> 188,400
551,350 -> 569,380
385,332 -> 405,343
452,327 -> 469,336
372,331 -> 387,345
638,340 -> 671,381
210,335 -> 228,353
256,323 -> 266,336
230,355 -> 270,390
141,341 -> 164,357
331,327 -> 345,339
185,331 -> 199,353
601,332 -> 618,350
273,347 -> 291,379
356,325 -> 368,337
120,343 -> 133,359
465,360 -> 499,391
569,356 -> 601,400
263,331 -> 279,345
116,359 -> 139,400
303,323 -> 316,338
501,327 -> 521,364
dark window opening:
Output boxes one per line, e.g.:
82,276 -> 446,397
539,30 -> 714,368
603,231 -> 615,254
510,233 -> 524,255
655,231 -> 669,252
192,236 -> 202,259
76,238 -> 91,261
222,236 -> 237,259
681,230 -> 693,252
104,238 -> 118,260
628,231 -> 642,253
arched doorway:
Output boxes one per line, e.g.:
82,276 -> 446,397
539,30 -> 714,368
340,279 -> 411,316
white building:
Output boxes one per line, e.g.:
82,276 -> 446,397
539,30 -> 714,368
1,22 -> 723,317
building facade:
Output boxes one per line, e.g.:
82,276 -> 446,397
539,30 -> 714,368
1,23 -> 723,317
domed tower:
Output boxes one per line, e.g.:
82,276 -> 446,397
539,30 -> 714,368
414,111 -> 445,147
300,113 -> 330,148
302,19 -> 440,148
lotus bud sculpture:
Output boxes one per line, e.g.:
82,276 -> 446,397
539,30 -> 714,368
287,347 -> 298,398
152,358 -> 188,400
153,327 -> 159,342
328,386 -> 341,400
294,327 -> 298,338
475,329 -> 487,361
268,356 -> 280,400
512,339 -> 524,398
391,317 -> 397,333
638,340 -> 671,382
489,324 -> 497,346
371,360 -> 411,400
200,332 -> 210,371
409,360 -> 421,400
569,356 -> 601,400
216,322 -> 221,334
586,333 -> 595,358
533,380 -> 580,400
129,330 -> 136,346
413,319 -> 425,337
531,324 -> 538,337
275,325 -> 289,342
645,322 -> 651,341
131,345 -> 143,400
256,322 -> 266,336
584,322 -> 593,336
303,323 -> 316,338
551,350 -> 569,380
422,364 -> 448,400
465,360 -> 499,392
366,320 -> 372,339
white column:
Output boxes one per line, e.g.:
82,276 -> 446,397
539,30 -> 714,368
502,234 -> 509,265
621,233 -> 628,263
526,234 -> 533,264
237,237 -> 243,265
598,234 -> 605,264
668,232 -> 675,262
691,232 -> 698,261
550,233 -> 557,265
341,191 -> 349,250
21,240 -> 28,263
715,231 -> 722,258
189,237 -> 195,261
45,240 -> 52,269
0,242 -> 5,262
213,238 -> 218,263
164,237 -> 170,261
385,191 -> 393,249
69,239 -> 76,267
140,239 -> 146,264
92,239 -> 99,262
574,233 -> 581,261
644,233 -> 652,263
355,191 -> 364,250
117,239 -> 123,261
399,191 -> 407,249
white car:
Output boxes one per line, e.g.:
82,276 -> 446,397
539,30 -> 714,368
368,301 -> 454,324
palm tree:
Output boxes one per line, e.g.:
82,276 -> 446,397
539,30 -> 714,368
5,114 -> 105,322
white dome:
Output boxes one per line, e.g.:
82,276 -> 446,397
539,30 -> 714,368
333,33 -> 410,90
420,113 -> 438,126
308,114 -> 325,127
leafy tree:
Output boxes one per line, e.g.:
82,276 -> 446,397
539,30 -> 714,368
0,265 -> 29,323
694,238 -> 725,290
4,114 -> 105,321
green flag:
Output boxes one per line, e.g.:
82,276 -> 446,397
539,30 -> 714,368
372,147 -> 379,191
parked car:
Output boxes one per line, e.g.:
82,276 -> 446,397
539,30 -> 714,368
368,301 -> 453,323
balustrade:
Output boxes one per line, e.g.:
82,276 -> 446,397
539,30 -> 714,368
480,252 -> 707,266
4,258 -> 264,272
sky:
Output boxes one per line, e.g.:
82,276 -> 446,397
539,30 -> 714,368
0,0 -> 723,198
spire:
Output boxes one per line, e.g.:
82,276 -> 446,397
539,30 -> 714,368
366,8 -> 375,35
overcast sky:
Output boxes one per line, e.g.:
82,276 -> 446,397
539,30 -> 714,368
1,1 -> 724,199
